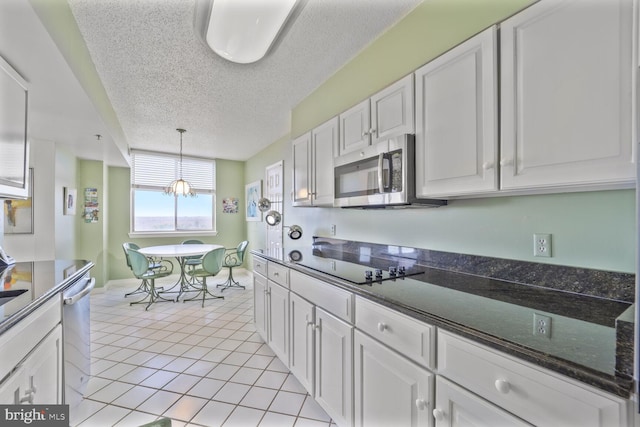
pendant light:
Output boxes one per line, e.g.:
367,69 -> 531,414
164,128 -> 196,197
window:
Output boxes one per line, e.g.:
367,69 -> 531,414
131,150 -> 216,235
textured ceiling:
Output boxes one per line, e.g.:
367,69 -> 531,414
67,0 -> 421,161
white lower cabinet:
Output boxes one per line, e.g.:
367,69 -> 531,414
267,280 -> 289,366
354,330 -> 433,427
253,263 -> 289,367
289,292 -> 315,395
315,307 -> 353,427
437,330 -> 630,427
433,376 -> 530,427
0,324 -> 63,404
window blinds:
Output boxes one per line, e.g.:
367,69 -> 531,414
131,150 -> 216,192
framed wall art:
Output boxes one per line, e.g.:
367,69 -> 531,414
245,180 -> 262,222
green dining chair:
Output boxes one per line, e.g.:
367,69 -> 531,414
182,239 -> 204,280
217,240 -> 249,291
128,248 -> 174,310
122,242 -> 164,297
184,247 -> 226,307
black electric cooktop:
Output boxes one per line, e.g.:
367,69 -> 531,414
286,249 -> 424,285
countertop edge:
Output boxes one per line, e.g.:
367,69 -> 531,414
252,251 -> 633,399
0,261 -> 94,336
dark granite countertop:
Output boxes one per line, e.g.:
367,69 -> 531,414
0,260 -> 94,334
251,245 -> 634,398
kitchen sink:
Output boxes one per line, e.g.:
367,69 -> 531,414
0,289 -> 28,307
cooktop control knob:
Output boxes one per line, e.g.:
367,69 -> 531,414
398,266 -> 406,275
389,266 -> 397,276
375,269 -> 383,278
365,270 -> 373,280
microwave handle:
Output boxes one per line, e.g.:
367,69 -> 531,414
378,153 -> 385,194
378,153 -> 392,193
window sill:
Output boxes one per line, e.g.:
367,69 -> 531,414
128,231 -> 219,238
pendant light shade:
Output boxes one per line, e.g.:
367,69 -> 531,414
164,129 -> 196,197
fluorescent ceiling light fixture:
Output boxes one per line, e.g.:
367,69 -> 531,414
201,0 -> 299,64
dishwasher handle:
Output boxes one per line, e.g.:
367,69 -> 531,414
64,278 -> 95,305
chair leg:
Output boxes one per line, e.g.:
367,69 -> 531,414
216,267 -> 245,291
183,277 -> 224,307
130,278 -> 174,310
125,278 -> 151,297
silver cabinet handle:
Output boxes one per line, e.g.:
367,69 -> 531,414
494,379 -> 511,394
377,322 -> 387,332
415,398 -> 427,410
500,158 -> 513,167
433,409 -> 445,421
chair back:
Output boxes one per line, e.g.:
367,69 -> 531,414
128,249 -> 150,277
122,242 -> 141,268
236,241 -> 249,263
182,240 -> 204,260
201,247 -> 226,276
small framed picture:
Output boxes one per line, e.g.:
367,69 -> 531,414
64,187 -> 77,215
245,180 -> 262,222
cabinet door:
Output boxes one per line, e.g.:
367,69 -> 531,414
253,273 -> 267,342
339,99 -> 371,156
354,331 -> 433,427
371,74 -> 415,144
267,281 -> 289,366
0,325 -> 63,405
500,0 -> 634,190
433,376 -> 531,427
311,117 -> 338,206
415,26 -> 498,198
292,132 -> 312,206
289,293 -> 315,396
315,307 -> 353,427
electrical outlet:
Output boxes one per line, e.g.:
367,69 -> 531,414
533,233 -> 552,257
533,313 -> 552,338
330,224 -> 336,236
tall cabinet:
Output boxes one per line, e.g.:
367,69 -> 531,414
499,0 -> 635,190
415,26 -> 498,198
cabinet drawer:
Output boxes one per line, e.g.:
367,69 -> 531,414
355,297 -> 435,370
253,257 -> 267,277
267,262 -> 289,288
437,330 -> 629,427
290,270 -> 353,323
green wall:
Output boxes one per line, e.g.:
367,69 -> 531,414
248,0 -> 636,274
77,159 -> 106,286
292,0 -> 535,137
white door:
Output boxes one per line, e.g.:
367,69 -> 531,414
253,273 -> 267,342
265,161 -> 283,252
415,26 -> 498,197
354,331 -> 433,427
292,133 -> 312,206
267,281 -> 289,366
339,99 -> 371,156
433,376 -> 531,427
500,0 -> 635,190
311,117 -> 338,206
371,74 -> 415,144
289,292 -> 315,396
315,307 -> 353,427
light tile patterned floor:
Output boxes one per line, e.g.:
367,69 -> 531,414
72,271 -> 334,427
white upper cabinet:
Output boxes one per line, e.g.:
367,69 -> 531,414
415,26 -> 498,198
292,117 -> 337,207
339,99 -> 371,156
339,75 -> 414,156
500,0 -> 635,190
370,75 -> 415,144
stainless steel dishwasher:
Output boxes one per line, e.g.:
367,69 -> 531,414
62,274 -> 94,409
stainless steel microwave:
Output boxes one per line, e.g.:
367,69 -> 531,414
333,134 -> 446,208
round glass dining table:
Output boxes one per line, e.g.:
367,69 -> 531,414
138,244 -> 224,298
